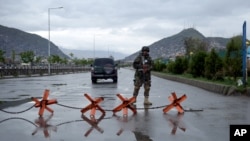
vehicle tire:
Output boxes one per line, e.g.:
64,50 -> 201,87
92,79 -> 97,83
113,78 -> 117,83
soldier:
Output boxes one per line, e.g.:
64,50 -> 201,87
132,46 -> 153,105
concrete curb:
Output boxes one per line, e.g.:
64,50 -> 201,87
152,71 -> 250,96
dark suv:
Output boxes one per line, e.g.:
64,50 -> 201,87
91,58 -> 118,83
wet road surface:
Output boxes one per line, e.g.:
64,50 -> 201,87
0,68 -> 250,141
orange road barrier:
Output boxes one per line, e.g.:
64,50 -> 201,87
163,92 -> 187,114
81,114 -> 105,137
81,93 -> 105,117
31,89 -> 57,116
113,94 -> 137,116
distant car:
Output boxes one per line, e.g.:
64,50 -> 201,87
91,58 -> 118,83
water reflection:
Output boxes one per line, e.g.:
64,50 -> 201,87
114,105 -> 154,141
81,114 -> 105,137
164,113 -> 186,135
0,114 -> 106,139
91,80 -> 118,89
114,114 -> 135,136
32,114 -> 57,138
0,111 -> 185,139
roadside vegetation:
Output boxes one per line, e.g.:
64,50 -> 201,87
153,35 -> 250,93
0,49 -> 93,67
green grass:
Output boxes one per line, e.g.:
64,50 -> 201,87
157,71 -> 250,94
162,71 -> 250,87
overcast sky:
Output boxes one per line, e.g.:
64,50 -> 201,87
1,0 -> 250,55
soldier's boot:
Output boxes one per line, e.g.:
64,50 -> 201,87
131,96 -> 137,105
144,83 -> 152,105
132,87 -> 139,104
144,96 -> 152,105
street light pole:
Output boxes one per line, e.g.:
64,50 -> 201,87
93,34 -> 102,59
48,6 -> 63,75
93,34 -> 95,59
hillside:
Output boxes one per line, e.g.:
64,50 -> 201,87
0,25 -> 69,59
0,25 -> 230,62
124,28 -> 230,61
60,48 -> 127,60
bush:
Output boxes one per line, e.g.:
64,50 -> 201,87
205,48 -> 223,80
153,59 -> 166,72
189,51 -> 207,77
167,56 -> 188,74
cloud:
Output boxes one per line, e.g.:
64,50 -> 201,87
1,0 -> 250,55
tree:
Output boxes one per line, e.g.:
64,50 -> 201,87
69,53 -> 74,59
11,50 -> 16,63
61,58 -> 68,64
20,51 -> 35,64
173,56 -> 188,74
189,51 -> 207,77
205,48 -> 223,80
153,58 -> 166,72
0,49 -> 5,63
224,35 -> 242,80
34,56 -> 42,64
50,55 -> 62,64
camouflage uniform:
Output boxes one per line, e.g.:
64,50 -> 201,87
132,47 -> 153,104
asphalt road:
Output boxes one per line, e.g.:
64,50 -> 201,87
0,68 -> 250,141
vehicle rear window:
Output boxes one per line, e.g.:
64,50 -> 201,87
94,58 -> 114,66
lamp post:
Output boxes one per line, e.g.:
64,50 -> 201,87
93,34 -> 102,59
48,6 -> 63,75
93,34 -> 95,59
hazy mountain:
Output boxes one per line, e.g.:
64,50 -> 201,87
0,25 -> 230,62
60,47 -> 127,60
124,28 -> 230,61
0,25 -> 69,59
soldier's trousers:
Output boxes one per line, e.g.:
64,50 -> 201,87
133,77 -> 151,97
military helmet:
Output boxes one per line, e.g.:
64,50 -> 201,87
141,46 -> 149,52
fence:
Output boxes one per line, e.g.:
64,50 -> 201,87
0,66 -> 91,78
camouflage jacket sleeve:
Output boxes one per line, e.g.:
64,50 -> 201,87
148,56 -> 153,70
133,55 -> 142,69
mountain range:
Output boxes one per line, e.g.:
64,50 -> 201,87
0,24 -> 230,62
124,28 -> 230,61
60,47 -> 127,60
0,25 -> 69,59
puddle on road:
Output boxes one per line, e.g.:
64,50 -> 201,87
0,98 -> 32,109
18,94 -> 30,97
51,83 -> 67,86
0,110 -> 190,141
91,81 -> 118,89
163,113 -> 186,135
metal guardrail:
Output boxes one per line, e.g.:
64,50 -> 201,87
0,67 -> 91,78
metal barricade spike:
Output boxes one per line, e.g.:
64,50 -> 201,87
163,92 -> 187,114
112,94 -> 137,116
81,93 -> 105,117
31,89 -> 57,116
